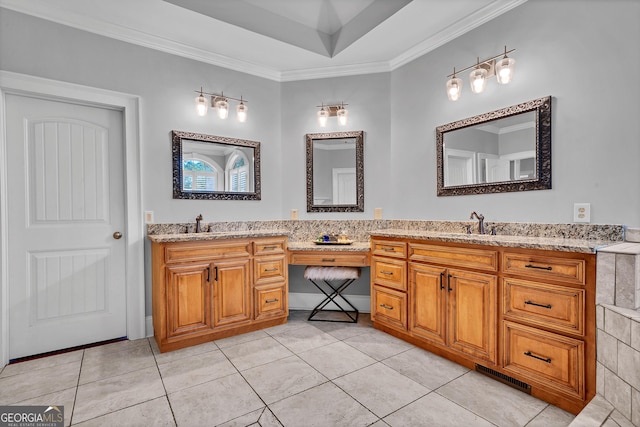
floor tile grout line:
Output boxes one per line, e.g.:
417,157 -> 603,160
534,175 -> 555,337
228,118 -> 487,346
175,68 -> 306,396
67,348 -> 84,426
150,338 -> 180,427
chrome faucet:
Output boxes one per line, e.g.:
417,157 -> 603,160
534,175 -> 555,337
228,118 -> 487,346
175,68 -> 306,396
469,211 -> 485,234
195,214 -> 203,233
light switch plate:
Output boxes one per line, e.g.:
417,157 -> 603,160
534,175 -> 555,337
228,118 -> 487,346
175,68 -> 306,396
374,208 -> 383,220
144,211 -> 154,224
573,203 -> 590,223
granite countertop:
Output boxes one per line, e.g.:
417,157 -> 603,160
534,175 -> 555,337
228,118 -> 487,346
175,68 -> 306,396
370,229 -> 616,253
288,241 -> 371,252
147,229 -> 290,243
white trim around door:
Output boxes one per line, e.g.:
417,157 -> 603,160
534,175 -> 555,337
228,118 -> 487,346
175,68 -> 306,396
0,71 -> 144,367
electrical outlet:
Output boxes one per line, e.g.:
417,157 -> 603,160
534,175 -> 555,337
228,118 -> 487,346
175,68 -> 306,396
290,209 -> 299,220
573,203 -> 590,223
374,208 -> 383,220
144,211 -> 154,224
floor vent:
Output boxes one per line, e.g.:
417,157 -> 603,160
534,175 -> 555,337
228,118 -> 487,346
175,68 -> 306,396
476,364 -> 532,394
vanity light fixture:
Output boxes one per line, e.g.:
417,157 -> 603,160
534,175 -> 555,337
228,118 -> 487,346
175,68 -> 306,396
194,88 -> 248,122
446,46 -> 516,100
316,102 -> 349,126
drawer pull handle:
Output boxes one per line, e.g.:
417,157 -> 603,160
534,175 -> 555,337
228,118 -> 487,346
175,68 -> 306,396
525,264 -> 553,271
264,267 -> 279,272
525,300 -> 552,309
524,351 -> 551,363
379,304 -> 394,310
265,298 -> 279,303
321,258 -> 336,262
382,247 -> 396,252
263,245 -> 278,250
380,271 -> 394,275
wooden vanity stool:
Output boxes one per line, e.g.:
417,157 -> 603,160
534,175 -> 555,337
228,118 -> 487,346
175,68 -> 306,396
304,266 -> 361,323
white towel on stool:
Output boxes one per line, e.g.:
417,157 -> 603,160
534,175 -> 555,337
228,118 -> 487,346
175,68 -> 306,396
304,266 -> 361,281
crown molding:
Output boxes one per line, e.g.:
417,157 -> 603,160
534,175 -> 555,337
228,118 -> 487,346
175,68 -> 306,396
0,0 -> 528,82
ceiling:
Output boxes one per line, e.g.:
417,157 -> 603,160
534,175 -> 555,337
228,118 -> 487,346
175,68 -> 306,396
0,0 -> 527,82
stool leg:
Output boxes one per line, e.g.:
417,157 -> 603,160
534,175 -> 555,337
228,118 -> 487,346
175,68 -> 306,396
307,278 -> 359,323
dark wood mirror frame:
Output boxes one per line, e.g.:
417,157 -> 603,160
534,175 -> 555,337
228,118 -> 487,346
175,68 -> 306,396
172,130 -> 261,200
306,130 -> 364,212
436,96 -> 552,196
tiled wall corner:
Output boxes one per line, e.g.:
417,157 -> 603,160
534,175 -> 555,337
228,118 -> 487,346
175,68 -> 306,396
617,341 -> 640,391
616,254 -> 640,310
632,320 -> 640,351
598,329 -> 619,373
596,305 -> 640,425
604,308 -> 632,345
626,228 -> 640,243
604,366 -> 633,420
597,252 -> 617,305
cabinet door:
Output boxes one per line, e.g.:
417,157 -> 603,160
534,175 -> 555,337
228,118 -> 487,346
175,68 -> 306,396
409,263 -> 447,345
213,258 -> 251,327
166,263 -> 211,338
448,269 -> 497,364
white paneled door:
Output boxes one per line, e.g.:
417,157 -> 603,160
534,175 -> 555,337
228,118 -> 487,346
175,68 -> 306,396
6,94 -> 127,359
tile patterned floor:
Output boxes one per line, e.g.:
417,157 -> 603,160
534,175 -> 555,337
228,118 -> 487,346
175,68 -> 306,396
0,311 -> 577,426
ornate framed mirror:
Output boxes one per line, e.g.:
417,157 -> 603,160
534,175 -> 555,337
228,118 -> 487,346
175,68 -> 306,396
306,131 -> 364,212
172,130 -> 261,200
436,96 -> 551,196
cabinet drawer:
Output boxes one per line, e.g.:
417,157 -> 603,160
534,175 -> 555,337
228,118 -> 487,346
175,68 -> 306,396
372,257 -> 406,291
503,278 -> 584,335
254,256 -> 286,284
254,239 -> 286,256
165,241 -> 251,263
503,252 -> 585,285
372,285 -> 407,331
254,283 -> 287,320
409,243 -> 498,272
371,240 -> 407,259
289,252 -> 369,267
503,321 -> 584,399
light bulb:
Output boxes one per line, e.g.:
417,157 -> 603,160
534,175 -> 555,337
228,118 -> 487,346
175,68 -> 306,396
215,98 -> 229,119
337,106 -> 348,126
446,77 -> 462,101
195,93 -> 208,116
469,68 -> 487,94
236,101 -> 248,122
496,57 -> 516,84
317,108 -> 328,127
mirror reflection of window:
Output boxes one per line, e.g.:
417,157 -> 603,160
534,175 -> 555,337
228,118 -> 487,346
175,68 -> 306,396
183,159 -> 218,192
226,151 -> 251,192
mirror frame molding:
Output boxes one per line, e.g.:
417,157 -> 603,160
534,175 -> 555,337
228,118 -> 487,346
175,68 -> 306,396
306,130 -> 364,212
436,96 -> 552,196
172,130 -> 261,200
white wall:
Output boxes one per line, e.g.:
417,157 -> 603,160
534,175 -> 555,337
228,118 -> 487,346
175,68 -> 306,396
390,0 -> 640,227
0,8 -> 284,225
280,74 -> 391,220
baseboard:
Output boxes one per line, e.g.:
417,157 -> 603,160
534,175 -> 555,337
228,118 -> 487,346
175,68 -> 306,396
288,292 -> 371,313
145,316 -> 154,337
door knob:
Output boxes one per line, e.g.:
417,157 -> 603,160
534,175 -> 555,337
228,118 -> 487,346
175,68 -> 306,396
113,231 -> 123,240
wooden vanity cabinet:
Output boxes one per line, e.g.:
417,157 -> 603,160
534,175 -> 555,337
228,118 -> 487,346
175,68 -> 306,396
371,237 -> 596,415
409,262 -> 497,364
152,237 -> 288,352
407,243 -> 498,365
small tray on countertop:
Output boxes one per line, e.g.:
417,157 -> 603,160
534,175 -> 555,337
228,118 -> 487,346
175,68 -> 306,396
313,240 -> 354,245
